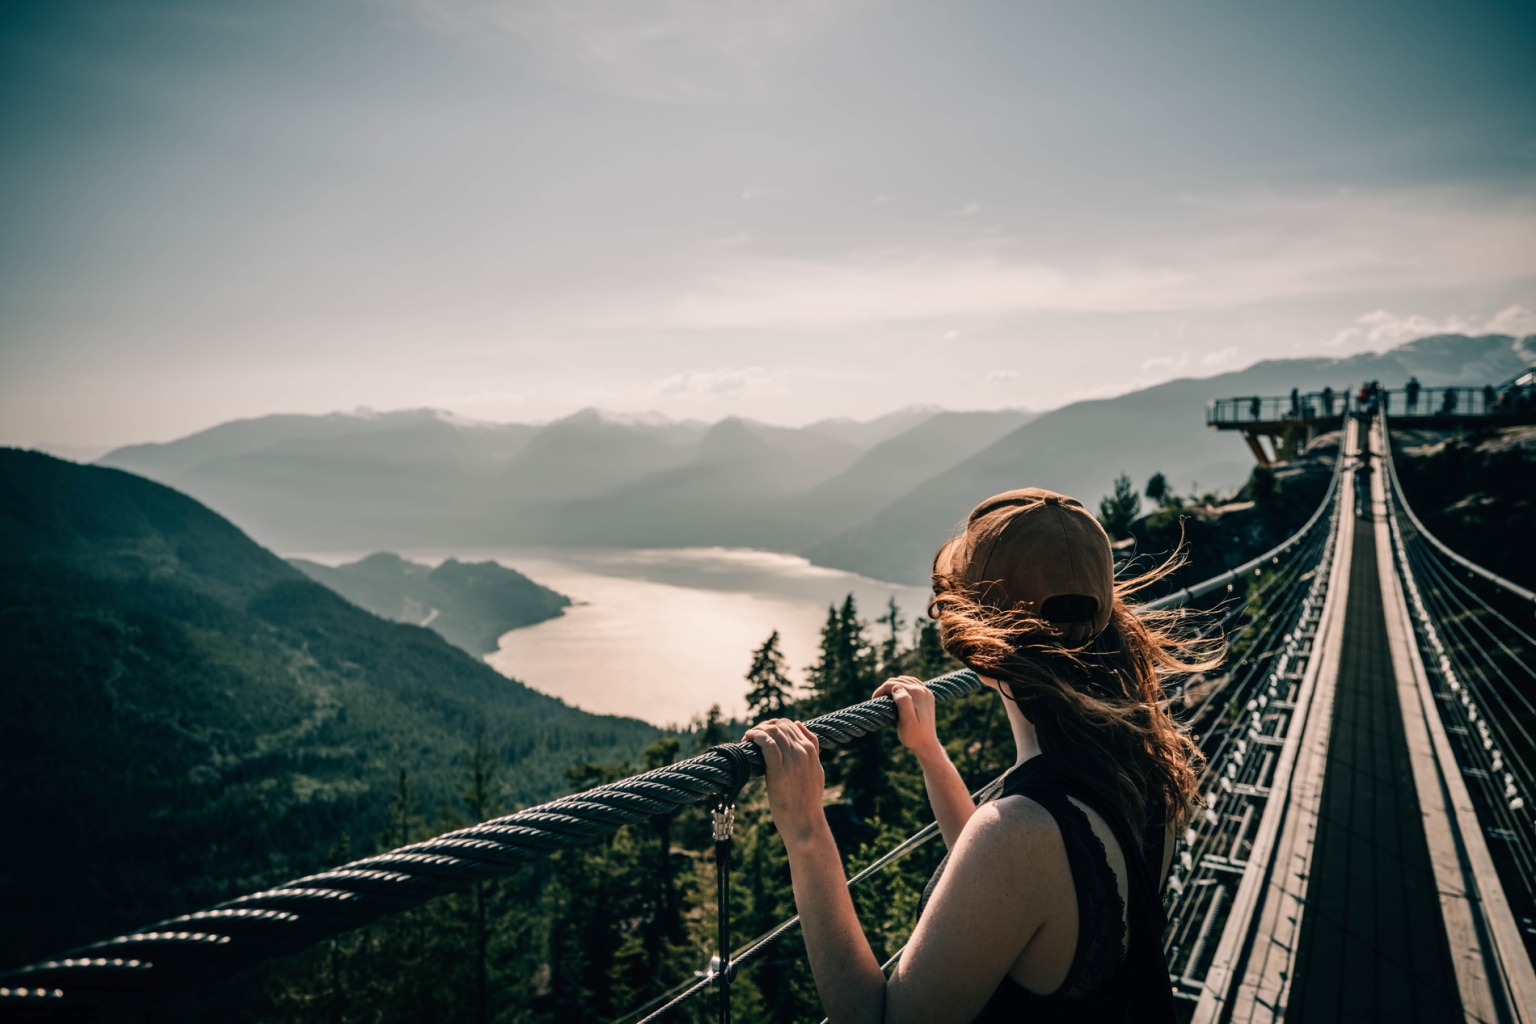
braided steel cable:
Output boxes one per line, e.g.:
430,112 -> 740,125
0,670 -> 985,1012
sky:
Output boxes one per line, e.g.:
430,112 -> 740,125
2,0 -> 1535,455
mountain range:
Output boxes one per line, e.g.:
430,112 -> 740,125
95,333 -> 1533,585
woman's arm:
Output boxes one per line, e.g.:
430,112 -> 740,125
745,717 -> 1056,1024
874,678 -> 975,847
744,719 -> 887,1024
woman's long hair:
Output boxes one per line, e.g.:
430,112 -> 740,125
931,552 -> 1219,833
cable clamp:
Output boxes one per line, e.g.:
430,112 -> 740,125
712,805 -> 735,842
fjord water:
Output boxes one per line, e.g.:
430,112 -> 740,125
291,546 -> 932,726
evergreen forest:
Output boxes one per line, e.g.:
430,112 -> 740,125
256,597 -> 1010,1024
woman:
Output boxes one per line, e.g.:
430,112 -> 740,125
745,488 -> 1214,1024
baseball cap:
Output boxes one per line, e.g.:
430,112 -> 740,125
933,487 -> 1115,644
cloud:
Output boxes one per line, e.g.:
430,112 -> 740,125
1326,304 -> 1536,349
741,188 -> 765,200
652,366 -> 774,399
1141,352 -> 1191,372
400,0 -> 862,102
953,203 -> 982,217
1201,346 -> 1239,367
1485,304 -> 1536,337
584,187 -> 1536,333
986,369 -> 1018,382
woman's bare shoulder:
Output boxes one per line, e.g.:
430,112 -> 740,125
948,792 -> 1068,876
887,793 -> 1075,1024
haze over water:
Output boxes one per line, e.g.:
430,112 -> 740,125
292,546 -> 932,727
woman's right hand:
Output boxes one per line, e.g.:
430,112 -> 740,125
744,718 -> 828,845
874,676 -> 944,762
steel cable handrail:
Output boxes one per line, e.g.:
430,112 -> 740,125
0,670 -> 983,1009
1,457 -> 1351,1012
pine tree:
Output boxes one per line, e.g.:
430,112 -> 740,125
913,618 -> 953,681
1098,472 -> 1141,539
806,595 -> 877,714
875,597 -> 905,678
640,737 -> 685,974
745,631 -> 796,722
456,732 -> 507,1024
693,704 -> 730,752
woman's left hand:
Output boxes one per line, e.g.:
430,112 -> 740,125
744,719 -> 827,844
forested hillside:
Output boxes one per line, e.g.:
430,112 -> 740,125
290,552 -> 571,656
0,449 -> 657,971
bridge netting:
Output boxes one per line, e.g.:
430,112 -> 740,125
3,408 -> 1533,1023
1384,433 -> 1536,966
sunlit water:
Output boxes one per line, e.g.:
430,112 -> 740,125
286,546 -> 931,727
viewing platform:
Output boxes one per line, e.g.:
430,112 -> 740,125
1208,372 -> 1536,465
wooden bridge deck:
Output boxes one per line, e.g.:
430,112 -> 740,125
1285,511 -> 1463,1021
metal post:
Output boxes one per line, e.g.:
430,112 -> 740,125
712,800 -> 736,1024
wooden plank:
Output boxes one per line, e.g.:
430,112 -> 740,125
1191,418 -> 1358,1024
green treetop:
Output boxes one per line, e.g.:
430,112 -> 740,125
745,630 -> 797,723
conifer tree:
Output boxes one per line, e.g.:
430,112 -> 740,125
914,618 -> 952,681
806,595 -> 877,714
456,732 -> 507,1024
745,630 -> 796,722
693,703 -> 731,752
1098,472 -> 1141,539
640,737 -> 685,973
876,597 -> 905,678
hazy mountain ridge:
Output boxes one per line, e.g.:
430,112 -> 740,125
0,449 -> 657,967
92,334 -> 1531,582
807,333 -> 1534,583
96,400 -> 1028,552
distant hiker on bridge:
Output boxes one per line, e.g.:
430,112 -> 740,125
1289,387 -> 1301,417
1249,395 -> 1262,420
1406,376 -> 1421,411
1322,386 -> 1334,416
747,488 -> 1212,1024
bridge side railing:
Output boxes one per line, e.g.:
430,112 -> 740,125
1207,390 -> 1354,426
1382,413 -> 1536,1020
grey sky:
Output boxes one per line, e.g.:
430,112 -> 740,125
3,0 -> 1534,451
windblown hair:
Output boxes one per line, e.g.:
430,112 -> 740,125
930,548 -> 1219,834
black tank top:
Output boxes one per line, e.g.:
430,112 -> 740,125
917,757 -> 1175,1023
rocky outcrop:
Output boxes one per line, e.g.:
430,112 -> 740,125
1124,432 -> 1339,596
1392,425 -> 1536,590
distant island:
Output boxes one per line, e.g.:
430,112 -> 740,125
290,552 -> 571,656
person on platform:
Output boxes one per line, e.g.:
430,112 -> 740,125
746,489 -> 1215,1024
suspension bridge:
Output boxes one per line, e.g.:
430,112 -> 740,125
2,402 -> 1534,1023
